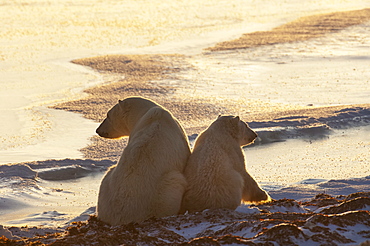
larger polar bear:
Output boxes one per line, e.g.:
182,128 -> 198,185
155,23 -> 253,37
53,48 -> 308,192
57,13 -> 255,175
96,97 -> 191,225
181,115 -> 270,213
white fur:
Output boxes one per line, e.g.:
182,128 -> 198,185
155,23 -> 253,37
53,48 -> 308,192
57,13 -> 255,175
96,97 -> 190,225
181,116 -> 270,213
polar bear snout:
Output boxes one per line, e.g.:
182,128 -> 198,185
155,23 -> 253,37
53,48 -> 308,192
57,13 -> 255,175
96,119 -> 123,139
250,131 -> 258,141
96,125 -> 109,138
96,123 -> 112,138
245,131 -> 258,145
239,121 -> 258,146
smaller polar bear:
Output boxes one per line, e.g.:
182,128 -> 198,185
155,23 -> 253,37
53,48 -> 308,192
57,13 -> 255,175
96,97 -> 191,225
181,115 -> 270,213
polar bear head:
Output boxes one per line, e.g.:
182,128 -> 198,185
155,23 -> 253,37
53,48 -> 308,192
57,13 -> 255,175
96,97 -> 157,139
216,115 -> 257,147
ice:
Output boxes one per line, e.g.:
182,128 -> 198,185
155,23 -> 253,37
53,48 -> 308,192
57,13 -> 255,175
235,204 -> 261,214
0,159 -> 113,227
0,197 -> 28,212
269,176 -> 370,201
7,211 -> 68,227
0,225 -> 19,240
256,200 -> 310,213
0,164 -> 37,179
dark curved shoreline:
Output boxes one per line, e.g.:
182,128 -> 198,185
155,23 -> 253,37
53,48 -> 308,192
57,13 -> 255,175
207,8 -> 370,51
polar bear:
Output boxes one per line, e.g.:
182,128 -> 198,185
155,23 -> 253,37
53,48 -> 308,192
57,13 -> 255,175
180,115 -> 270,213
96,97 -> 191,225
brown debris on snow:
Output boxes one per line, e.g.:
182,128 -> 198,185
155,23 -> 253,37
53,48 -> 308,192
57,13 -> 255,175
1,192 -> 370,245
207,8 -> 370,51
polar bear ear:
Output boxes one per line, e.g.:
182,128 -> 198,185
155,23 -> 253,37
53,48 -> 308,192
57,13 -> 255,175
118,99 -> 126,110
232,116 -> 240,124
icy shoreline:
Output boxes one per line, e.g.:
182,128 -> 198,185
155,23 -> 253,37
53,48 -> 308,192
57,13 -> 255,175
1,107 -> 369,228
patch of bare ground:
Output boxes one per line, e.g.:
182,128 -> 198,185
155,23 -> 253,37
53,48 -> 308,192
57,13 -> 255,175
207,8 -> 370,51
51,54 -> 223,160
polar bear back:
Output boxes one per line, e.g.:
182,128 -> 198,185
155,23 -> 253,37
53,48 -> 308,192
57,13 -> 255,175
181,116 -> 269,213
97,98 -> 190,225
